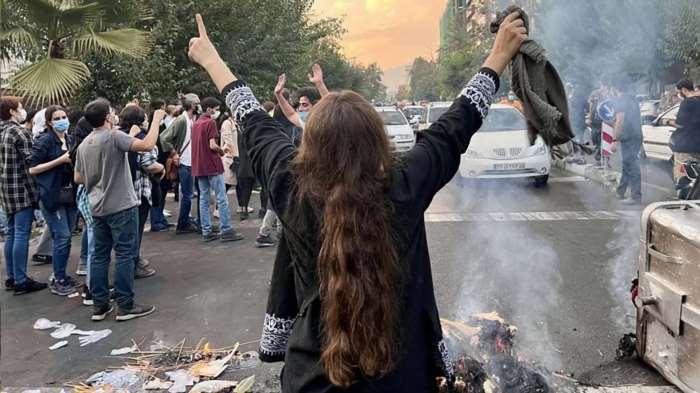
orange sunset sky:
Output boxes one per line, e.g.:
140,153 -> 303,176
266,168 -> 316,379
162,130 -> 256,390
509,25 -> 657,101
312,0 -> 448,70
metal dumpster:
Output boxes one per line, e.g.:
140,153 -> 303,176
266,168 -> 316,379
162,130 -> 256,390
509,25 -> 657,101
636,201 -> 700,393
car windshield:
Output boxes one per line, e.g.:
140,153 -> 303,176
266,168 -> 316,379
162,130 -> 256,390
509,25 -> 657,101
429,106 -> 449,123
404,107 -> 424,118
479,108 -> 527,132
379,111 -> 408,126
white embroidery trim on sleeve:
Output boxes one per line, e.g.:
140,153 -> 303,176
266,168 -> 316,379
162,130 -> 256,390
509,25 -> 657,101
459,71 -> 497,120
224,84 -> 263,128
260,313 -> 295,357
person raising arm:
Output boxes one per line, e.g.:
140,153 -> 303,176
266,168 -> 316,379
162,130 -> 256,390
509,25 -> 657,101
188,12 -> 526,393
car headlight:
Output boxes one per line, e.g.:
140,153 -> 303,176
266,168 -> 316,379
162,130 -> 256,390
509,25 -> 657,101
395,134 -> 414,141
466,149 -> 483,158
528,142 -> 547,156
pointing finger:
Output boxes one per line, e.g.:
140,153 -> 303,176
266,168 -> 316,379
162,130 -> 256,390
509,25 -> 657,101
196,13 -> 208,38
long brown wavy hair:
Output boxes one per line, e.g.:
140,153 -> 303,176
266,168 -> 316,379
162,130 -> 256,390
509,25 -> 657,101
292,91 -> 401,387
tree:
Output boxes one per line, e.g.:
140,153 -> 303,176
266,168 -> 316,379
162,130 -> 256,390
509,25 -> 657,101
0,0 -> 152,104
408,57 -> 440,101
70,0 -> 387,106
396,84 -> 411,101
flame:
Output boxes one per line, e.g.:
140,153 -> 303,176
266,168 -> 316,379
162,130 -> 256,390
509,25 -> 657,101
202,342 -> 211,355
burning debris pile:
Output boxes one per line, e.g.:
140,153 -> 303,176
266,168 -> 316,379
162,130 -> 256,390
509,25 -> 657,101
439,313 -> 576,393
68,339 -> 258,393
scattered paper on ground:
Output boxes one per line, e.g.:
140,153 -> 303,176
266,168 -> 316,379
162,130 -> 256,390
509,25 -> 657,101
49,341 -> 68,351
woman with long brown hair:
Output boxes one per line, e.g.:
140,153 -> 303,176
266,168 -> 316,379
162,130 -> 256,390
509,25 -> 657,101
189,12 -> 527,392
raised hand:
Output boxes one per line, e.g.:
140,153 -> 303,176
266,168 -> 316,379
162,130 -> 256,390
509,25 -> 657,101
188,14 -> 221,68
484,12 -> 528,75
187,14 -> 237,91
308,63 -> 324,84
275,74 -> 287,96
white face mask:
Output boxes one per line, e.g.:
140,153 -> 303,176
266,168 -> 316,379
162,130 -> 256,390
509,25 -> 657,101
19,109 -> 27,123
211,110 -> 221,120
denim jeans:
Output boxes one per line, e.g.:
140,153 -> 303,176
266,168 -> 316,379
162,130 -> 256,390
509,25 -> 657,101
617,139 -> 643,200
198,174 -> 232,235
177,164 -> 194,228
41,204 -> 78,281
91,206 -> 137,308
4,207 -> 34,284
80,225 -> 95,288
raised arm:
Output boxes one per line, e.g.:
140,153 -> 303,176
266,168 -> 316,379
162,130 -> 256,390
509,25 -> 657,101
189,14 -> 296,215
308,63 -> 329,97
274,74 -> 303,128
400,12 -> 527,210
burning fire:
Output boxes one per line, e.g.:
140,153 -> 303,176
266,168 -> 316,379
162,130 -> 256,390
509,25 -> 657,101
201,342 -> 211,356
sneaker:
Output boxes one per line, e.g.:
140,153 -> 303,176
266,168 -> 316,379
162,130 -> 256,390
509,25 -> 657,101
82,287 -> 94,306
221,230 -> 244,243
13,278 -> 48,295
4,278 -> 15,291
116,303 -> 156,322
176,223 -> 199,235
255,234 -> 277,248
202,232 -> 220,242
163,209 -> 172,217
50,279 -> 78,296
239,211 -> 249,221
31,254 -> 52,265
76,263 -> 88,276
135,265 -> 156,279
64,275 -> 83,288
615,192 -> 626,200
150,225 -> 169,232
92,304 -> 114,321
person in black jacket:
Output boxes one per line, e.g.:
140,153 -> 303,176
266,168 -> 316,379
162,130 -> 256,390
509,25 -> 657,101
188,12 -> 526,393
28,105 -> 80,296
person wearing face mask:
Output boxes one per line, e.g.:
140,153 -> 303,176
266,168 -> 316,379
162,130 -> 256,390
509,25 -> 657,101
161,93 -> 201,234
28,105 -> 82,296
666,79 -> 700,187
191,97 -> 244,242
0,96 -> 47,295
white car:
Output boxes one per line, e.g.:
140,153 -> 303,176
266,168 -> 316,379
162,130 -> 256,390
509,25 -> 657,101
642,105 -> 679,162
459,104 -> 551,186
375,106 -> 416,153
419,102 -> 452,130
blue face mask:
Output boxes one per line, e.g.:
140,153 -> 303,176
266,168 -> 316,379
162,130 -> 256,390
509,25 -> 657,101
298,111 -> 309,122
53,118 -> 70,132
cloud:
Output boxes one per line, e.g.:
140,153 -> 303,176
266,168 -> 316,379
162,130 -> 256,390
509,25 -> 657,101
313,0 -> 447,68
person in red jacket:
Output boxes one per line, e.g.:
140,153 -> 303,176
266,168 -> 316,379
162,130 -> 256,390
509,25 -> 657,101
191,97 -> 244,242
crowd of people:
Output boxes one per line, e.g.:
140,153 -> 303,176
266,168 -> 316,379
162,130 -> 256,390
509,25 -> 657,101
0,58 -> 331,318
567,77 -> 700,203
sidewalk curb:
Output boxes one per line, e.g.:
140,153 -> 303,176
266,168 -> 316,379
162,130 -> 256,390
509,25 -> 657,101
553,159 -> 621,190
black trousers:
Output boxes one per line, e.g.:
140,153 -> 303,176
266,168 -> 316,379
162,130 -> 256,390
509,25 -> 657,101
236,178 -> 255,208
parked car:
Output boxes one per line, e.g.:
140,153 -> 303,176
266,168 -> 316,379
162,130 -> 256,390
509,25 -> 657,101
374,106 -> 416,153
403,105 -> 426,131
459,104 -> 551,186
639,100 -> 661,125
642,104 -> 679,162
419,102 -> 452,130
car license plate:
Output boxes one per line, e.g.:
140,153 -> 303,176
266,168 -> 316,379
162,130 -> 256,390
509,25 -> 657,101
494,163 -> 526,170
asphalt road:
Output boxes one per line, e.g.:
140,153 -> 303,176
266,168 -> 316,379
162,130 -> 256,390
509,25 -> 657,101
0,167 -> 678,390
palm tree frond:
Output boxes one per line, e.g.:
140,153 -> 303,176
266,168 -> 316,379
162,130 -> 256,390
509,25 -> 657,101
10,58 -> 90,105
57,2 -> 101,29
72,28 -> 152,58
10,0 -> 59,27
0,26 -> 35,45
